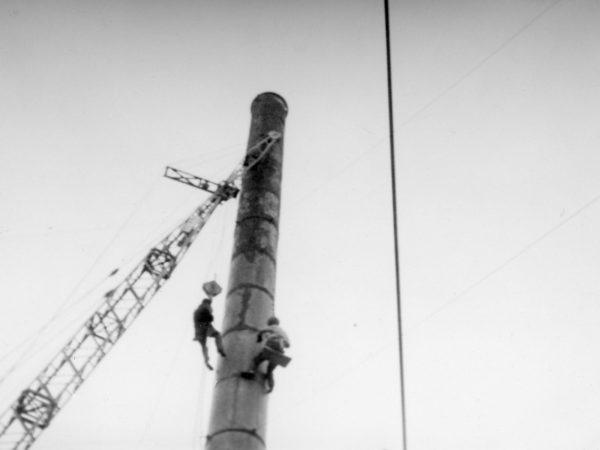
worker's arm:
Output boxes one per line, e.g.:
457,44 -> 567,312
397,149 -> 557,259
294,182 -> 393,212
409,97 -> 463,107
256,329 -> 269,342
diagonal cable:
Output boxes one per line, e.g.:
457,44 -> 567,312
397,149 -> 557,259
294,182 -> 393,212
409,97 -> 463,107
415,192 -> 600,327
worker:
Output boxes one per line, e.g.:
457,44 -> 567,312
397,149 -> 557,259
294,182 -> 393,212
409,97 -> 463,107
193,298 -> 226,370
242,317 -> 290,393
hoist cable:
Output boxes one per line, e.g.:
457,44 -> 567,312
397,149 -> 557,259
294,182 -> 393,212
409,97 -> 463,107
134,324 -> 190,450
192,361 -> 209,450
384,1 -> 407,450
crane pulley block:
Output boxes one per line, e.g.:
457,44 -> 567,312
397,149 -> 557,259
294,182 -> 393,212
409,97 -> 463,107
14,389 -> 56,430
143,248 -> 176,279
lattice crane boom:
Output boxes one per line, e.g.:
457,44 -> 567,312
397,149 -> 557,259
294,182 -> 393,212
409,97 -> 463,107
0,132 -> 280,450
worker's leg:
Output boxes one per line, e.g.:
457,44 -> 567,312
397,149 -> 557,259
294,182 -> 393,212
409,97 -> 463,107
240,352 -> 265,379
212,331 -> 227,357
201,343 -> 213,370
252,352 -> 266,372
265,362 -> 276,393
196,329 -> 213,370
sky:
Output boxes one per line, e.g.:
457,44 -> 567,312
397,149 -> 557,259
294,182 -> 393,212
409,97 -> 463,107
1,0 -> 600,449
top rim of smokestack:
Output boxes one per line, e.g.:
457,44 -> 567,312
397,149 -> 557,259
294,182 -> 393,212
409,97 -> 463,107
251,92 -> 288,118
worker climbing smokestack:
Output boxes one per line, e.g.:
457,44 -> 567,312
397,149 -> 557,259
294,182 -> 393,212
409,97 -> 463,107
205,92 -> 289,450
241,316 -> 291,393
193,281 -> 227,371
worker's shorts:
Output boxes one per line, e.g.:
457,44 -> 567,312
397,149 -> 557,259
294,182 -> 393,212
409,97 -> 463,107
196,323 -> 220,342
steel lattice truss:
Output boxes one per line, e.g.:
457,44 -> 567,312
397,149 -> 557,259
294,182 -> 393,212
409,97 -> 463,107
0,131 -> 281,450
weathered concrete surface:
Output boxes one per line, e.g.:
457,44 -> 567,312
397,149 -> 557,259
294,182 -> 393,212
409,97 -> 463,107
205,92 -> 287,450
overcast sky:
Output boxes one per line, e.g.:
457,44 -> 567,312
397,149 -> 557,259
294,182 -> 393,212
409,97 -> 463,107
2,1 -> 600,449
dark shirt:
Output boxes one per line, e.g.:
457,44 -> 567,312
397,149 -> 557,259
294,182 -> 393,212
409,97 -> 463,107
194,302 -> 214,325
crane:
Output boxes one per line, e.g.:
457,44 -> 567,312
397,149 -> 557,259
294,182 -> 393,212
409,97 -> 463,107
0,131 -> 281,450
